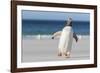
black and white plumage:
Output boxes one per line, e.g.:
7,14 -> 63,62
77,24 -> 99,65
52,18 -> 78,57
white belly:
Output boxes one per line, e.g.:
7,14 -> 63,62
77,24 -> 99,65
58,26 -> 73,52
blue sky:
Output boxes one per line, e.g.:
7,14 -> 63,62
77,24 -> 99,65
22,10 -> 90,21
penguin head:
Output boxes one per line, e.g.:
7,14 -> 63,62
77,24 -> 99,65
68,18 -> 72,22
65,17 -> 72,26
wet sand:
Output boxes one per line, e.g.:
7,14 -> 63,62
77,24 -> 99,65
22,36 -> 90,62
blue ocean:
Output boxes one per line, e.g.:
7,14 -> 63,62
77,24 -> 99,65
22,20 -> 90,38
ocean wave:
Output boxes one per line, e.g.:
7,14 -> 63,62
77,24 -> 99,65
23,35 -> 54,39
22,34 -> 89,40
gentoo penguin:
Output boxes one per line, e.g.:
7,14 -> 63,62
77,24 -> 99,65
52,18 -> 78,58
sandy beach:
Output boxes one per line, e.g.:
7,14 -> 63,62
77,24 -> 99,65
22,35 -> 90,62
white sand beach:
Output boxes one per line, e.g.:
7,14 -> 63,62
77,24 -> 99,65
22,35 -> 90,62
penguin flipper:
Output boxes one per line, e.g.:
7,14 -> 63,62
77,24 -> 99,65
52,31 -> 62,39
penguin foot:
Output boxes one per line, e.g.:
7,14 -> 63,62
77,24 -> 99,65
58,53 -> 62,56
63,52 -> 70,58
